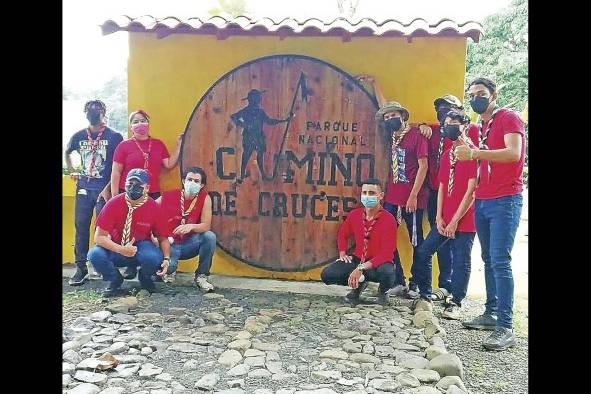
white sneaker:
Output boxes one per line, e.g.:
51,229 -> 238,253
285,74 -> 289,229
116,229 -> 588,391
194,275 -> 214,292
163,272 -> 176,283
442,302 -> 461,320
387,284 -> 407,297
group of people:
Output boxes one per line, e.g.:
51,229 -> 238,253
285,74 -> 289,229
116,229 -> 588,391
321,76 -> 524,352
65,74 -> 524,353
65,104 -> 217,295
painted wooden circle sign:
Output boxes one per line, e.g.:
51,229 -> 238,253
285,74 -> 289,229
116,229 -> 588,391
181,54 -> 389,271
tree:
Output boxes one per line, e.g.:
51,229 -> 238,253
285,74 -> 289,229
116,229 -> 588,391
208,0 -> 248,17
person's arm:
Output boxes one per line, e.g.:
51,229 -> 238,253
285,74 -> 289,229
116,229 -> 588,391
365,219 -> 397,269
110,162 -> 123,198
406,157 -> 428,212
444,177 -> 477,238
436,182 -> 446,235
94,227 -> 136,256
173,195 -> 213,236
337,214 -> 353,263
355,75 -> 386,107
98,181 -> 112,202
155,235 -> 171,276
459,133 -> 522,163
230,109 -> 245,128
262,111 -> 292,125
163,135 -> 182,170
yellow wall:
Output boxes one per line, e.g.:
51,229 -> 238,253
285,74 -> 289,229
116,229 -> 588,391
63,33 -> 468,283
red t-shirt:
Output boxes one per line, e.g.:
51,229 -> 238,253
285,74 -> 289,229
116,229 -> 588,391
158,188 -> 208,244
113,138 -> 171,192
475,108 -> 525,199
337,207 -> 397,268
96,194 -> 170,244
384,127 -> 429,209
438,148 -> 477,233
426,124 -> 479,190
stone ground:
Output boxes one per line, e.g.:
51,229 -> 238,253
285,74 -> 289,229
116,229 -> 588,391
62,274 -> 527,394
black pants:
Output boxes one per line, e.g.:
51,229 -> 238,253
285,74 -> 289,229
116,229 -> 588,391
74,187 -> 106,267
321,256 -> 396,294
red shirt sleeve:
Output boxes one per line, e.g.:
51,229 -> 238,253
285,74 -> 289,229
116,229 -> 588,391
368,216 -> 397,268
113,140 -> 127,164
337,213 -> 353,252
466,157 -> 478,178
159,139 -> 171,159
416,134 -> 429,158
500,111 -> 525,137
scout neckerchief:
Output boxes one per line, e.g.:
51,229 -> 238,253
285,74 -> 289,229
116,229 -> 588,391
436,125 -> 445,167
448,134 -> 470,196
132,136 -> 152,170
121,194 -> 148,245
391,122 -> 411,184
361,209 -> 382,263
180,189 -> 200,225
477,107 -> 501,184
85,124 -> 106,181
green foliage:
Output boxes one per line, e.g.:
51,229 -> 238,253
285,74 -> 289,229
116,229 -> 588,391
208,0 -> 248,17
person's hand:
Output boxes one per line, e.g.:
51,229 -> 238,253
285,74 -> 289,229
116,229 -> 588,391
173,224 -> 193,236
355,75 -> 375,83
444,220 -> 458,238
455,139 -> 477,161
156,259 -> 170,276
98,188 -> 112,202
119,238 -> 137,257
338,251 -> 353,263
436,215 -> 446,235
69,172 -> 80,181
150,234 -> 159,247
405,194 -> 418,213
419,124 -> 433,139
348,268 -> 362,289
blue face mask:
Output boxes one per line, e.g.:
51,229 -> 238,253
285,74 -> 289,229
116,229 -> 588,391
125,183 -> 145,200
361,195 -> 379,208
184,180 -> 202,196
385,117 -> 402,133
442,124 -> 462,141
470,96 -> 490,114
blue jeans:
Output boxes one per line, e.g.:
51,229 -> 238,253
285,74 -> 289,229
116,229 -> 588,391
475,194 -> 523,329
88,240 -> 163,282
383,202 -> 426,287
74,187 -> 106,267
413,228 -> 475,305
169,231 -> 216,276
427,189 -> 453,291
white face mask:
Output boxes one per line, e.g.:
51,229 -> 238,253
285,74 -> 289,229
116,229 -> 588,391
184,180 -> 202,196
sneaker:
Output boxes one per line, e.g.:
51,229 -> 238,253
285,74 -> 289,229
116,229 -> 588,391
68,266 -> 88,286
387,284 -> 407,297
138,269 -> 156,293
442,302 -> 461,320
103,271 -> 124,297
377,292 -> 390,306
345,281 -> 368,302
122,265 -> 138,280
406,287 -> 420,300
86,261 -> 102,280
462,313 -> 497,330
163,272 -> 176,283
430,288 -> 450,302
482,326 -> 516,351
194,274 -> 215,292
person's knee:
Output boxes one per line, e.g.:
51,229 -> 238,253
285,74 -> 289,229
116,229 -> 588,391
137,245 -> 163,267
320,264 -> 336,284
87,246 -> 108,264
202,231 -> 217,247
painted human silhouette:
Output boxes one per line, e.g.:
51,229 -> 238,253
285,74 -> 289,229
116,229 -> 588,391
231,89 -> 293,182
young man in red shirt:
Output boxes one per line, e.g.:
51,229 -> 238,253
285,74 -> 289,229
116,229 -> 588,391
376,102 -> 430,298
321,179 -> 397,306
87,169 -> 171,297
411,109 -> 477,319
156,166 -> 216,292
455,77 -> 525,351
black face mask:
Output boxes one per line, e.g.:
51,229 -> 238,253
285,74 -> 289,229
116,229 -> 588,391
436,108 -> 450,124
87,109 -> 102,126
125,183 -> 145,200
442,124 -> 462,141
385,117 -> 402,133
470,96 -> 490,114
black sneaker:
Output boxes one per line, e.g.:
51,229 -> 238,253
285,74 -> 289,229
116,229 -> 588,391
68,267 -> 89,286
346,281 -> 368,304
462,313 -> 498,330
122,265 -> 138,280
103,271 -> 124,297
377,292 -> 390,306
138,269 -> 156,293
482,327 -> 516,351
